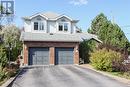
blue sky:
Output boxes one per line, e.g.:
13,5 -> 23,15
14,0 -> 130,40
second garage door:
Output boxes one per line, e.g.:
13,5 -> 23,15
29,47 -> 49,65
55,48 -> 74,65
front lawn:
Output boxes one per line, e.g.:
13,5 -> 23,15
108,71 -> 130,80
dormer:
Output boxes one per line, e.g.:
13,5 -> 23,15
31,16 -> 47,33
56,17 -> 71,34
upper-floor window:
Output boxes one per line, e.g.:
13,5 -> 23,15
58,23 -> 68,32
39,22 -> 44,30
64,23 -> 68,31
59,23 -> 63,31
34,22 -> 44,31
34,22 -> 38,30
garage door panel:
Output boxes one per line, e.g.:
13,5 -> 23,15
60,57 -> 66,64
36,51 -> 43,56
29,47 -> 49,65
58,52 -> 65,56
32,56 -> 37,65
36,56 -> 43,64
55,48 -> 74,65
67,58 -> 73,63
43,57 -> 49,64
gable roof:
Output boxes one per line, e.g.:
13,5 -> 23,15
22,12 -> 79,22
42,12 -> 60,19
20,32 -> 102,43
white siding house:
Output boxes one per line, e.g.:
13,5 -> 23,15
20,12 -> 101,66
22,12 -> 79,34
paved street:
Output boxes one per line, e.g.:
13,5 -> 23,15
10,65 -> 130,87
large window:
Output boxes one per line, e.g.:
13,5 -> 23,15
34,22 -> 44,31
58,23 -> 68,32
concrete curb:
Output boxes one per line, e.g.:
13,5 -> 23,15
1,68 -> 23,87
79,64 -> 130,85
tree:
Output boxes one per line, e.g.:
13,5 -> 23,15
2,25 -> 20,46
79,40 -> 96,63
88,13 -> 129,49
88,13 -> 108,35
2,25 -> 22,61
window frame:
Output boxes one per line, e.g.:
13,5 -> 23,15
34,22 -> 38,30
33,21 -> 44,31
58,22 -> 69,32
59,23 -> 63,31
39,22 -> 44,30
64,23 -> 68,32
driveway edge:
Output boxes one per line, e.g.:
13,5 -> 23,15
79,64 -> 130,85
1,68 -> 23,87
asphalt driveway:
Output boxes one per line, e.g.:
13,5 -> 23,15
10,65 -> 130,87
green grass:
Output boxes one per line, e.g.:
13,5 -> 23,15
90,64 -> 130,80
107,71 -> 130,80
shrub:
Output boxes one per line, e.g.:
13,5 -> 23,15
0,71 -> 7,81
6,69 -> 17,78
9,63 -> 19,69
90,48 -> 123,72
0,47 -> 8,69
0,68 -> 17,81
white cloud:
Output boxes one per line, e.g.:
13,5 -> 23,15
69,0 -> 88,6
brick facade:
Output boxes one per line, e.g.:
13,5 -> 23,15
23,41 -> 79,65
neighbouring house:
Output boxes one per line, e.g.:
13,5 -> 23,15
20,12 -> 101,66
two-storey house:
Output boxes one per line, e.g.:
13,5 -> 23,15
20,12 -> 101,66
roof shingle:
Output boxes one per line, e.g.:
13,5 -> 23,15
42,12 -> 60,19
20,32 -> 102,43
